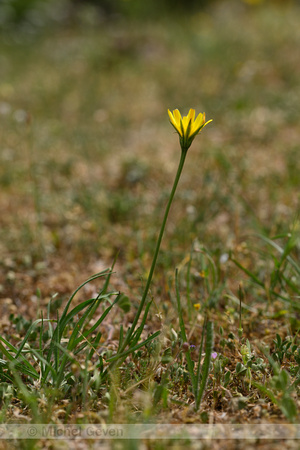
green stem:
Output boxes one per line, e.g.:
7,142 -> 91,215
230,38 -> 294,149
120,150 -> 187,353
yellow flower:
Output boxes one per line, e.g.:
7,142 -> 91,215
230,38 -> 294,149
168,108 -> 212,151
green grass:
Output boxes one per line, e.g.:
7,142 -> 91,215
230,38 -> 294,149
0,2 -> 300,448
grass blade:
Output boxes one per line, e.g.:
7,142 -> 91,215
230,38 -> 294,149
195,320 -> 214,411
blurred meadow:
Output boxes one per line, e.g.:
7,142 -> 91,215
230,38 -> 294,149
0,0 -> 300,446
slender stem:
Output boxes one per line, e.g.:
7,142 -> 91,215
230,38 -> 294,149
120,150 -> 187,353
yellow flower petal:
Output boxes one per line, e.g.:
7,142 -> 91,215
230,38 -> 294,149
190,113 -> 204,134
187,109 -> 195,123
167,109 -> 176,127
173,109 -> 182,126
181,110 -> 195,136
182,115 -> 190,130
168,109 -> 183,136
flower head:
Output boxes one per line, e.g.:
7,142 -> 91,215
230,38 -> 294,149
168,108 -> 212,151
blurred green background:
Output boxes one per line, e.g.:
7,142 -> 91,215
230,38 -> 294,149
0,0 -> 299,425
0,0 -> 295,30
0,0 -> 299,307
